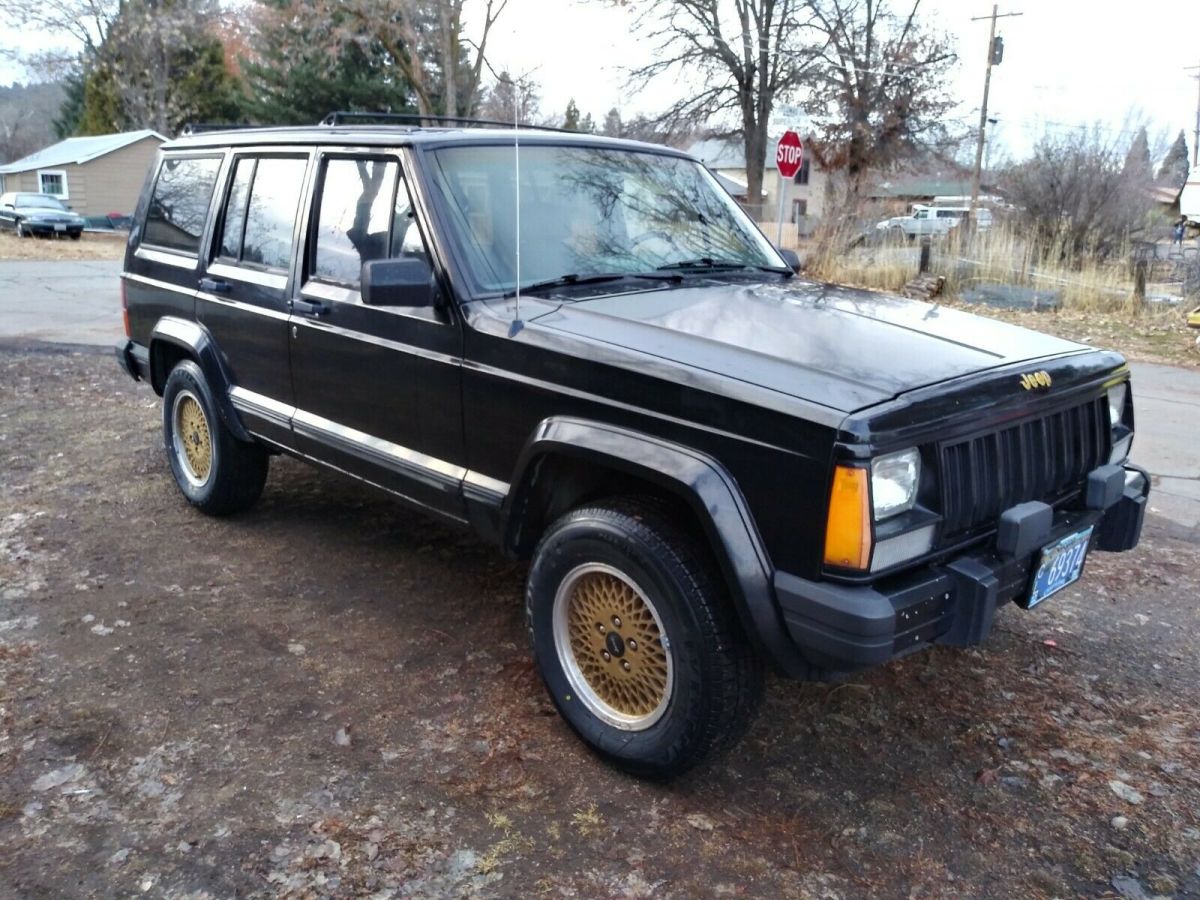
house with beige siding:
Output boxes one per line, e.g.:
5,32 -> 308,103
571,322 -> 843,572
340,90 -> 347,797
0,130 -> 165,218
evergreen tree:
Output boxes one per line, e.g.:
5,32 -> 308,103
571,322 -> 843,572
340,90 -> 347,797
579,112 -> 595,134
1157,129 -> 1190,187
563,98 -> 581,131
67,0 -> 242,135
240,0 -> 415,125
53,68 -> 88,139
1121,126 -> 1153,182
601,107 -> 622,137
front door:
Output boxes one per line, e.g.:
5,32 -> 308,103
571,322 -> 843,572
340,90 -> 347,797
288,151 -> 466,521
197,151 -> 311,446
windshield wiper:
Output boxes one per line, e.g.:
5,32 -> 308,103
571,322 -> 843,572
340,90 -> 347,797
656,257 -> 793,275
502,271 -> 682,298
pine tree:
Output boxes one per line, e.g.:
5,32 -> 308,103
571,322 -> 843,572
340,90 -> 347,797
563,98 -> 581,131
1122,127 -> 1153,182
1157,129 -> 1190,187
53,69 -> 88,138
601,107 -> 622,137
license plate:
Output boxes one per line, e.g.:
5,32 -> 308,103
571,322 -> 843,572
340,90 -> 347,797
54,224 -> 66,232
1026,526 -> 1094,608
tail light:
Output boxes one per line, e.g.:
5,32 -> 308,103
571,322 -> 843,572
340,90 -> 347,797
121,279 -> 130,337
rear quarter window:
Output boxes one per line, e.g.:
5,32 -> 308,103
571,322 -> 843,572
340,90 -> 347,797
143,155 -> 222,254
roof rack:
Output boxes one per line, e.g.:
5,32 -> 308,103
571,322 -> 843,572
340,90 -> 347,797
319,111 -> 575,134
179,122 -> 264,136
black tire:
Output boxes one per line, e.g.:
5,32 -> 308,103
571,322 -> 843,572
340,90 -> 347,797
526,498 -> 764,778
69,232 -> 82,241
162,360 -> 268,516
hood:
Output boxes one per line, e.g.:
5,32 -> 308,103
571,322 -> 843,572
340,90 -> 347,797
20,205 -> 82,220
526,278 -> 1087,413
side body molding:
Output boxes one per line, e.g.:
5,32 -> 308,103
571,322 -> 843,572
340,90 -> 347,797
148,316 -> 252,443
503,416 -> 808,677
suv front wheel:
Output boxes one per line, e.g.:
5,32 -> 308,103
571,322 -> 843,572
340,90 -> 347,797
526,499 -> 764,778
162,360 -> 268,515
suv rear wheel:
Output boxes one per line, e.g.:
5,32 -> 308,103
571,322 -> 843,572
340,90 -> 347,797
162,360 -> 268,516
526,499 -> 764,778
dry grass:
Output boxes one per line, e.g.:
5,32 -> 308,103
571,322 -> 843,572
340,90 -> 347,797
804,220 -> 1153,312
801,219 -> 1200,367
0,229 -> 125,261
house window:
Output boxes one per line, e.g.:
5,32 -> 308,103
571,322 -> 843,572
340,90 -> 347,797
791,199 -> 808,222
38,170 -> 68,199
792,156 -> 810,186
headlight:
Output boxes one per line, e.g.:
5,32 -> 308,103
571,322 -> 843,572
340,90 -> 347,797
1107,383 -> 1127,426
871,448 -> 920,520
1107,383 -> 1133,463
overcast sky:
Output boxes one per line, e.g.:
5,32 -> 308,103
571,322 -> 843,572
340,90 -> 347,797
3,0 -> 1198,162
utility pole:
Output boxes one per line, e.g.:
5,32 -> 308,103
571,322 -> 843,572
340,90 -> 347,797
1188,63 -> 1200,167
969,5 -> 1022,218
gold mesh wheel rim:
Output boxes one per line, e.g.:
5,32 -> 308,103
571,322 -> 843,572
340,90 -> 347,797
552,563 -> 673,731
172,391 -> 213,487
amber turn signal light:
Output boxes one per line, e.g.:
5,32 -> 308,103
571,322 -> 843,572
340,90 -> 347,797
823,464 -> 872,570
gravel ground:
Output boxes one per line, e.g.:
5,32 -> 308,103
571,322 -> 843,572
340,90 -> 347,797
1,343 -> 1198,899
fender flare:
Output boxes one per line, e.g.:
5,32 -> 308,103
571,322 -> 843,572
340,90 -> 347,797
148,317 -> 251,443
503,416 -> 809,677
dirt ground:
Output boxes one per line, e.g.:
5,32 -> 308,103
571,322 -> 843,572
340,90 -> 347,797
0,231 -> 125,262
1,343 -> 1199,899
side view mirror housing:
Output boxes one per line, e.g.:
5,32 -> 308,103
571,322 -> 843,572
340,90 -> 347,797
361,257 -> 435,307
777,247 -> 802,273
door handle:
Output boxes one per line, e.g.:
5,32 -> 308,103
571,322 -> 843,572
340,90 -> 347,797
199,277 -> 230,294
292,298 -> 330,317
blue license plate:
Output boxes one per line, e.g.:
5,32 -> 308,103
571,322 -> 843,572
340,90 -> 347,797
1026,526 -> 1094,607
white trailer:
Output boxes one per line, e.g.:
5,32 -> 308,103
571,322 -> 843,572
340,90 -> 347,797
1182,165 -> 1200,225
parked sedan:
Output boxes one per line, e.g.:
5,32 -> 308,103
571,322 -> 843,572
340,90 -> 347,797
0,192 -> 85,239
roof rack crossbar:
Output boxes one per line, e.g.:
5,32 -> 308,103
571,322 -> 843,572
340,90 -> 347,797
179,122 -> 265,136
319,111 -> 576,134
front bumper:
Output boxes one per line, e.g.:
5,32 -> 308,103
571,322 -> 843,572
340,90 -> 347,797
23,221 -> 83,236
774,464 -> 1149,674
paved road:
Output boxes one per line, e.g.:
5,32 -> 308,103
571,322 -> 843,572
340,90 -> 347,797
0,258 -> 1196,532
0,259 -> 123,346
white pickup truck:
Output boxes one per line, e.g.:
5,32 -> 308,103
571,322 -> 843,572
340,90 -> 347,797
876,204 -> 992,239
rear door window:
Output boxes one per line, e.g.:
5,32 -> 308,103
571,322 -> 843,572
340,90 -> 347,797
214,155 -> 307,272
143,155 -> 222,254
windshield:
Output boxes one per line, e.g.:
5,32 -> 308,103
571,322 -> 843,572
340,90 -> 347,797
428,144 -> 785,295
17,194 -> 69,211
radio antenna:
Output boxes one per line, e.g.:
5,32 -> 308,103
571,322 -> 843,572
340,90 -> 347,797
508,76 -> 524,338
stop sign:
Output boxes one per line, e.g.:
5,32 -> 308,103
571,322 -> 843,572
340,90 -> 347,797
776,131 -> 804,179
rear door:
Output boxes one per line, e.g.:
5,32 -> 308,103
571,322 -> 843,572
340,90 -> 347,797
287,150 -> 466,520
197,150 -> 312,446
124,153 -> 224,346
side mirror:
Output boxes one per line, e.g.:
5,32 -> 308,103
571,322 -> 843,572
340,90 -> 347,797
361,257 -> 435,307
777,247 -> 802,273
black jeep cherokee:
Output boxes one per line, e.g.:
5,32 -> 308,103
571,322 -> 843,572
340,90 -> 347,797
115,119 -> 1148,777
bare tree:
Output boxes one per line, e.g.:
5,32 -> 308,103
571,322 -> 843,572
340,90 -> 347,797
1004,126 -> 1157,262
475,71 -> 542,124
0,0 -> 119,66
801,0 -> 957,199
324,0 -> 508,119
614,0 -> 823,205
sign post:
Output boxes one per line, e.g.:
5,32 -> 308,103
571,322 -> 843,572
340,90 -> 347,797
774,130 -> 804,246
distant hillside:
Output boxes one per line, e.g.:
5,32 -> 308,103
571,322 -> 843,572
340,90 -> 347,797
0,82 -> 66,165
